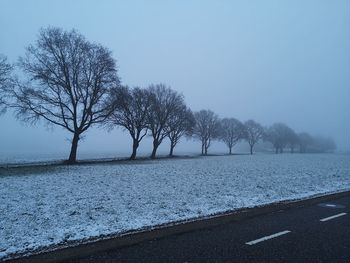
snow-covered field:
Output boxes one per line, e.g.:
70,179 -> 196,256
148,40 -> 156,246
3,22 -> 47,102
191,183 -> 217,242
1,153 -> 350,259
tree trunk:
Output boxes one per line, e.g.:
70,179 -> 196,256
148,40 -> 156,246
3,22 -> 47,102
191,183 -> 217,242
229,146 -> 232,155
204,138 -> 210,155
201,142 -> 204,155
169,141 -> 175,157
67,132 -> 79,164
169,145 -> 174,157
130,139 -> 139,160
275,147 -> 278,154
151,140 -> 159,159
250,145 -> 253,155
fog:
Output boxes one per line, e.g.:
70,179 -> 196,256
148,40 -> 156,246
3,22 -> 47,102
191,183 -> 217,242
0,0 -> 349,159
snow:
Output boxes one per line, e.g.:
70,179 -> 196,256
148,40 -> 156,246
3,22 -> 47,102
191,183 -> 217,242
0,153 -> 350,259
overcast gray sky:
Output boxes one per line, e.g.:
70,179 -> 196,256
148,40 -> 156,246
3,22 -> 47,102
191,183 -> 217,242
0,0 -> 349,159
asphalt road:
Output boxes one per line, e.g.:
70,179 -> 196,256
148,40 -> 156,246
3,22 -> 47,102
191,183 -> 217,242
65,195 -> 350,263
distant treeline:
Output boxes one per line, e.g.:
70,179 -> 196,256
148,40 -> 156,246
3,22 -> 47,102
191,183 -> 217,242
0,27 -> 336,164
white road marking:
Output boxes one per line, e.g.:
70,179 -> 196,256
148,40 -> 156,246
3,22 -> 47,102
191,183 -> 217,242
320,212 -> 347,222
245,230 -> 291,245
325,204 -> 337,207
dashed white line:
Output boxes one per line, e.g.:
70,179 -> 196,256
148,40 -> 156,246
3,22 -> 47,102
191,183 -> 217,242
320,212 -> 347,222
325,204 -> 337,207
245,230 -> 291,245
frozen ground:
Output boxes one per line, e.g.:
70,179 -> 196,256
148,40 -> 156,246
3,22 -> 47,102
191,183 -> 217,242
0,153 -> 350,259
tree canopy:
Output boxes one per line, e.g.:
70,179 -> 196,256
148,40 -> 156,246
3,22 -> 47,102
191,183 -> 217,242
3,27 -> 120,163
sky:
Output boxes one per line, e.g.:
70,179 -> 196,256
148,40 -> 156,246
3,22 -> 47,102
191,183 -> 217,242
0,0 -> 349,160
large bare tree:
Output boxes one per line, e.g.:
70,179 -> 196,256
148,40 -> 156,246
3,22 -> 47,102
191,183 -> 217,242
219,118 -> 245,155
147,84 -> 184,159
165,106 -> 195,157
193,110 -> 220,155
0,54 -> 13,113
5,27 -> 120,164
244,119 -> 264,155
107,86 -> 152,160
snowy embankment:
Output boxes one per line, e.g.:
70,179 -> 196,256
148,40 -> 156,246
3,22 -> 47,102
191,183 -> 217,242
1,154 -> 350,259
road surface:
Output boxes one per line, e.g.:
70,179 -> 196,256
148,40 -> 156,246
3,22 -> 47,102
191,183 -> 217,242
65,194 -> 350,263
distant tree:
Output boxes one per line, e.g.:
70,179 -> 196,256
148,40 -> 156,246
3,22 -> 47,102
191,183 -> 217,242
287,129 -> 299,153
147,84 -> 184,159
298,132 -> 313,153
107,86 -> 152,160
312,136 -> 336,153
324,137 -> 336,152
3,27 -> 120,164
193,110 -> 220,155
219,118 -> 245,155
265,123 -> 294,154
165,106 -> 195,157
0,54 -> 13,113
297,133 -> 336,153
244,120 -> 264,155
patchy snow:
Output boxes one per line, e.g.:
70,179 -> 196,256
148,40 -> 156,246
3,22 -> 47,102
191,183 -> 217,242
0,153 -> 349,259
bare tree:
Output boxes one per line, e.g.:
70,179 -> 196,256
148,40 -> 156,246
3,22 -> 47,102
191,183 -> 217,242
298,132 -> 313,153
298,132 -> 336,153
244,120 -> 264,155
287,129 -> 299,153
265,123 -> 294,154
219,118 -> 245,155
165,106 -> 195,157
147,84 -> 184,159
0,54 -> 13,113
193,110 -> 220,155
107,86 -> 152,160
311,136 -> 336,153
4,27 -> 120,164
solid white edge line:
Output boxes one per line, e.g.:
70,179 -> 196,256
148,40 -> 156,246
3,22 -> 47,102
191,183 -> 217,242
320,212 -> 347,222
245,230 -> 291,245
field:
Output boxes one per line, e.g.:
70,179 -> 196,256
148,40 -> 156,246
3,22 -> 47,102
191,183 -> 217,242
1,153 -> 350,259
